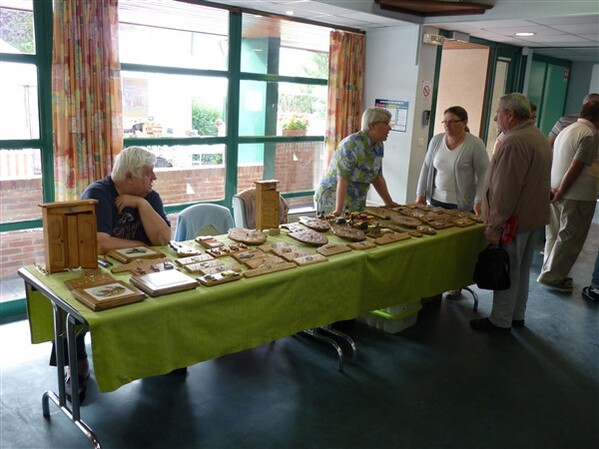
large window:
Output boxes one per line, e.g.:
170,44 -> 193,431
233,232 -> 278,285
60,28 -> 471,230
0,0 -> 332,305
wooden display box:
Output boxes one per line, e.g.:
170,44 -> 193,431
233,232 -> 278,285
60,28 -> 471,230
254,180 -> 280,230
39,200 -> 99,273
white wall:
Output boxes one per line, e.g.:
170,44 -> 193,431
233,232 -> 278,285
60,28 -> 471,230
364,25 -> 439,204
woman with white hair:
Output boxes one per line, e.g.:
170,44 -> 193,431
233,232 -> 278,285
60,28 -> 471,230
314,107 -> 399,215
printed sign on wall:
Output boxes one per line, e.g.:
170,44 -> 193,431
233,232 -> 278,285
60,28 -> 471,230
374,99 -> 409,132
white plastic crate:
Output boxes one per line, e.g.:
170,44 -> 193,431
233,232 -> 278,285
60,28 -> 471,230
357,301 -> 421,334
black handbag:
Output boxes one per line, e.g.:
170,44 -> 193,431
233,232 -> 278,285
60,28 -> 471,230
473,244 -> 510,290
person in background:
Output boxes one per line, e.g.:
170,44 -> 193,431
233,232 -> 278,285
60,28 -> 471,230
582,251 -> 599,302
52,146 -> 172,402
471,93 -> 551,334
537,101 -> 599,293
548,93 -> 599,148
314,107 -> 399,215
416,105 -> 489,215
493,102 -> 537,154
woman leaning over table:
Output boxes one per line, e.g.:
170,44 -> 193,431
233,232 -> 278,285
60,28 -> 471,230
314,107 -> 399,216
416,105 -> 489,215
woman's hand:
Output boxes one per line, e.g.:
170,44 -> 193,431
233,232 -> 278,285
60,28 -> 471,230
474,202 -> 482,216
415,195 -> 426,205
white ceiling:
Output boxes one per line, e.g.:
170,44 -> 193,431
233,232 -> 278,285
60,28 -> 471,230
205,0 -> 599,63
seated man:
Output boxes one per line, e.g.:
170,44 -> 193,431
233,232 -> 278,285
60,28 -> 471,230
51,146 -> 172,402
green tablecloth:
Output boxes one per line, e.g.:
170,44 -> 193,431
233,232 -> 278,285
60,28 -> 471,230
25,225 -> 486,392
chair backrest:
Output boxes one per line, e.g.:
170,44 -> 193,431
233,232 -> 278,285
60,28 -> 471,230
173,203 -> 235,241
232,188 -> 289,229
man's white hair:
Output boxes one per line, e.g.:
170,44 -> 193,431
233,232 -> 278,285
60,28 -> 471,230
112,146 -> 156,182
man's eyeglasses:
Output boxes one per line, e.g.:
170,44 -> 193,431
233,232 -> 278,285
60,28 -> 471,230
441,119 -> 464,125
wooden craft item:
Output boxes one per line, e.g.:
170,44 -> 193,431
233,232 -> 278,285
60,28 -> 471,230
364,226 -> 385,239
293,253 -> 328,266
231,248 -> 266,263
387,212 -> 422,228
374,232 -> 411,245
130,269 -> 199,297
195,236 -> 225,249
243,261 -> 296,278
382,223 -> 423,238
298,216 -> 331,232
280,223 -> 305,233
185,261 -> 241,275
348,240 -> 376,250
110,258 -> 173,274
39,199 -> 99,273
198,270 -> 242,287
64,273 -> 116,291
278,248 -> 313,262
427,219 -> 453,230
287,229 -> 329,246
106,246 -> 165,264
174,253 -> 214,267
330,224 -> 367,242
254,179 -> 280,230
169,241 -> 202,257
243,254 -> 287,269
363,207 -> 390,220
228,228 -> 268,245
317,244 -> 351,256
71,280 -> 145,311
268,242 -> 300,255
206,243 -> 250,258
197,264 -> 242,276
182,258 -> 227,273
417,225 -> 437,235
453,217 -> 477,227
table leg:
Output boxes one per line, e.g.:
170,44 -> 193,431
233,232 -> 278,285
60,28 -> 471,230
318,325 -> 358,364
40,303 -> 102,448
300,328 -> 345,372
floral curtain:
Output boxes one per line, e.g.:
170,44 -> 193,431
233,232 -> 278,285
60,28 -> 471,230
324,30 -> 365,166
52,0 -> 123,201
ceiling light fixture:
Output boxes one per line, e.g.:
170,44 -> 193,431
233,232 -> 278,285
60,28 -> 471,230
285,10 -> 294,16
515,32 -> 535,37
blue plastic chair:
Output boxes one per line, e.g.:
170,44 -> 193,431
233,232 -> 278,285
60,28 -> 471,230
173,203 -> 235,241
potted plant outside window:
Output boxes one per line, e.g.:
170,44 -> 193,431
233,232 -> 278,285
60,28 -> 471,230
282,117 -> 308,136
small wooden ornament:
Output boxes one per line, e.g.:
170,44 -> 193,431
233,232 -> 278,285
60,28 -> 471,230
195,236 -> 225,249
348,240 -> 376,250
317,244 -> 352,256
110,258 -> 173,274
169,241 -> 202,257
287,229 -> 329,246
174,253 -> 215,267
243,261 -> 296,278
374,232 -> 411,245
293,253 -> 328,266
107,246 -> 165,264
198,270 -> 242,287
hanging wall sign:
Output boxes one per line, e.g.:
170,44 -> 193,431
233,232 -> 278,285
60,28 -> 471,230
374,99 -> 409,132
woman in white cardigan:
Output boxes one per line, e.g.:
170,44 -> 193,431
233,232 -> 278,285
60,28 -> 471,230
416,106 -> 489,215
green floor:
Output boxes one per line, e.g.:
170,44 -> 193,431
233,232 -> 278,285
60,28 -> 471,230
1,213 -> 597,449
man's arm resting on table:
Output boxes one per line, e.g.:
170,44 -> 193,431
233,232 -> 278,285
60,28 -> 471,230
115,194 -> 171,246
97,233 -> 146,255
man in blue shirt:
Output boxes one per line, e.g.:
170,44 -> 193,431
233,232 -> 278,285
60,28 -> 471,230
53,146 -> 172,402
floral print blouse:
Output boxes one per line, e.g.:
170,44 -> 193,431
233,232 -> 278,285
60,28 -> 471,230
314,131 -> 384,213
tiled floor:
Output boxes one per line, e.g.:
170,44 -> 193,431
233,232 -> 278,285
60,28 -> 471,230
1,207 -> 597,449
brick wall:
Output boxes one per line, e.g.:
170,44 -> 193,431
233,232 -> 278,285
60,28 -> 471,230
0,142 -> 321,279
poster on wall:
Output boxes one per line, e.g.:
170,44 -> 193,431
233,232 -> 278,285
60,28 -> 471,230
374,99 -> 409,132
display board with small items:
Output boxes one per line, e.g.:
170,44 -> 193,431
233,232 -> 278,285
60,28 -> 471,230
107,246 -> 165,264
